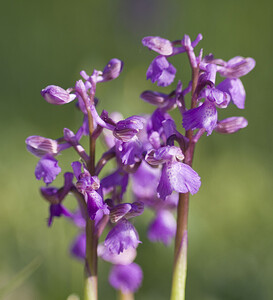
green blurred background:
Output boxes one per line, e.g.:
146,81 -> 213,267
1,0 -> 272,299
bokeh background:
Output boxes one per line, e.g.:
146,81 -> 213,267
1,0 -> 272,299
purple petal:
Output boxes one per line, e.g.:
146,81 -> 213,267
109,263 -> 143,293
114,116 -> 146,142
86,191 -> 109,220
217,78 -> 246,109
132,160 -> 160,201
101,58 -> 123,81
105,219 -> 141,255
70,233 -> 86,260
166,161 -> 201,195
71,161 -> 82,180
214,116 -> 248,134
218,56 -> 256,78
48,203 -> 72,226
183,100 -> 218,135
142,36 -> 173,55
25,136 -> 59,157
147,56 -> 176,87
41,85 -> 76,105
148,210 -> 176,245
115,137 -> 143,165
98,244 -> 136,265
157,164 -> 173,200
35,155 -> 61,184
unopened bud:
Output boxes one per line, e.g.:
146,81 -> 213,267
142,36 -> 173,56
102,59 -> 123,81
25,135 -> 59,157
215,117 -> 248,134
140,90 -> 168,107
41,85 -> 76,105
113,116 -> 145,142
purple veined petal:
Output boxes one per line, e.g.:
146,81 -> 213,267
214,116 -> 248,134
157,164 -> 173,200
101,58 -> 124,81
109,263 -> 143,293
25,136 -> 59,157
101,169 -> 129,198
218,56 -> 256,78
35,154 -> 61,184
86,190 -> 109,220
148,210 -> 176,245
203,87 -> 230,108
196,64 -> 217,94
132,160 -> 161,201
71,161 -> 83,180
183,100 -> 218,136
140,90 -> 169,107
113,116 -> 146,142
41,85 -> 76,105
115,137 -> 143,166
166,161 -> 201,195
146,108 -> 173,135
217,78 -> 246,109
146,146 -> 184,166
125,201 -> 144,219
162,119 -> 189,148
110,203 -> 132,223
98,243 -> 137,265
70,232 -> 86,260
148,131 -> 161,149
147,56 -> 176,87
142,36 -> 173,55
104,219 -> 141,255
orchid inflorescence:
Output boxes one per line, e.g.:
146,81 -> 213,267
26,33 -> 255,300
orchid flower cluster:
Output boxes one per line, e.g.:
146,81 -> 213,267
26,33 -> 255,300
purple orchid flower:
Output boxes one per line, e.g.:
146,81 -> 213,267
40,172 -> 74,226
35,154 -> 61,184
72,161 -> 109,220
146,146 -> 201,200
109,263 -> 143,293
104,219 -> 141,255
148,210 -> 176,245
146,56 -> 176,87
98,243 -> 137,265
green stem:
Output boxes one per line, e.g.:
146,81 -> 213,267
170,57 -> 200,299
118,290 -> 134,300
80,85 -> 98,300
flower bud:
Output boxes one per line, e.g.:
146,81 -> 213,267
218,56 -> 256,78
214,117 -> 248,134
63,128 -> 76,143
102,59 -> 123,81
41,85 -> 76,105
113,116 -> 145,142
25,135 -> 59,157
140,90 -> 168,107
